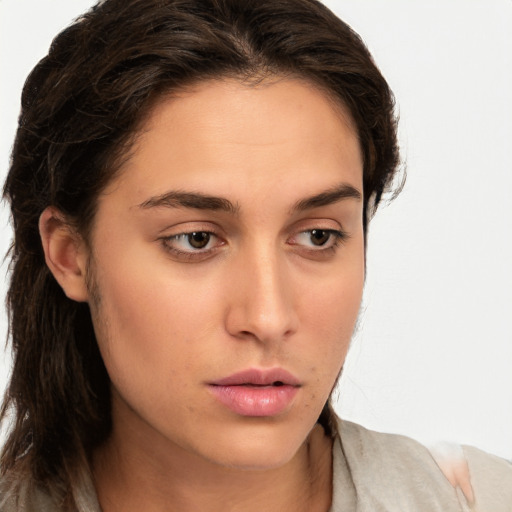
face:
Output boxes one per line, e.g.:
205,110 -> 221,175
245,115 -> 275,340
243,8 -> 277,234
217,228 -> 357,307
86,78 -> 364,470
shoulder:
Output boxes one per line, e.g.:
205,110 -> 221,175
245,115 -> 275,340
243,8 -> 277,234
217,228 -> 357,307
337,418 -> 435,464
335,418 -> 462,509
463,444 -> 512,510
0,459 -> 100,512
0,475 -> 57,512
333,418 -> 512,511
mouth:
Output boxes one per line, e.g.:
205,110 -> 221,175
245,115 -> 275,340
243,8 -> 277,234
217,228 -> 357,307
210,368 -> 301,388
208,368 -> 300,417
240,381 -> 285,387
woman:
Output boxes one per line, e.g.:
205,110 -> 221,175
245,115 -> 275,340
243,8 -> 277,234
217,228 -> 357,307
1,0 -> 510,510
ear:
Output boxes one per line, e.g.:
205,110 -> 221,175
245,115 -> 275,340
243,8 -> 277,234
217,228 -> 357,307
39,207 -> 89,302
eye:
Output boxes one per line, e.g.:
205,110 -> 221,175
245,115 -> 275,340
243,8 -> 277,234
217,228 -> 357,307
308,229 -> 333,246
166,231 -> 215,251
161,230 -> 224,260
290,229 -> 346,250
183,231 -> 212,249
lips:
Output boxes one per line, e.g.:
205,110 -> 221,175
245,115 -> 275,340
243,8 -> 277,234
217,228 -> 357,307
208,368 -> 301,417
211,368 -> 301,387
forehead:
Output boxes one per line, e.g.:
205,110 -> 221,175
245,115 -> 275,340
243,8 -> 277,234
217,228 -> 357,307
142,76 -> 359,154
100,77 -> 363,208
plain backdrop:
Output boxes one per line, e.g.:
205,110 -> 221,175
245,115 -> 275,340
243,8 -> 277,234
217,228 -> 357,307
1,0 -> 511,459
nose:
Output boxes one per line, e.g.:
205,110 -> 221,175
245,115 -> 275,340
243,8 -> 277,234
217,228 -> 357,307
224,245 -> 299,345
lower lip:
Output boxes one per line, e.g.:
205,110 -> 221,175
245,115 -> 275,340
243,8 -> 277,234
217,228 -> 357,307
208,384 -> 299,417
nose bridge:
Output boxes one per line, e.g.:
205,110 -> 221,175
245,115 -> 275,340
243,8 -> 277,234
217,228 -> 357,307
225,239 -> 297,343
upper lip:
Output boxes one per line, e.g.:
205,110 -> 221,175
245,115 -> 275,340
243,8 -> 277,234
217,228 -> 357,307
210,368 -> 301,387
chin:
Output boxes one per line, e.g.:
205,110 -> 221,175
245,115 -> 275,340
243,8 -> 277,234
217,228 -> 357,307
198,418 -> 310,471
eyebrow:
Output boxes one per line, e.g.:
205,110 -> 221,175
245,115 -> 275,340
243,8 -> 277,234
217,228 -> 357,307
138,183 -> 361,215
291,183 -> 362,212
138,191 -> 240,214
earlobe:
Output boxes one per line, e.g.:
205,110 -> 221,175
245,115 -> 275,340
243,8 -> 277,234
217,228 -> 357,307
39,207 -> 89,302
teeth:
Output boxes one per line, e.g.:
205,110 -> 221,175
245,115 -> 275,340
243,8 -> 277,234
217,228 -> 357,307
236,382 -> 286,387
242,383 -> 284,387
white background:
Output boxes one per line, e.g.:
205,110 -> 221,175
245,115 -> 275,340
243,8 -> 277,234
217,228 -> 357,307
1,1 -> 511,459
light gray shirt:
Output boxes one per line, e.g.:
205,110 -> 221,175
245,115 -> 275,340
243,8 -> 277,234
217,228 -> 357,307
329,419 -> 512,511
2,419 -> 511,511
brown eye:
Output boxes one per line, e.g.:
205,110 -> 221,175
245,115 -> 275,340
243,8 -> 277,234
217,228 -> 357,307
163,231 -> 220,256
309,229 -> 330,246
188,232 -> 210,249
288,228 -> 346,253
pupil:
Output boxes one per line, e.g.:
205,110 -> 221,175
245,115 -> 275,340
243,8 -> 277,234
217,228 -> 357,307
188,232 -> 210,249
310,229 -> 329,246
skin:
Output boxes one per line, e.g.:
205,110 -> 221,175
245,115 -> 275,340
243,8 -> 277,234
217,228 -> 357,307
40,77 -> 365,511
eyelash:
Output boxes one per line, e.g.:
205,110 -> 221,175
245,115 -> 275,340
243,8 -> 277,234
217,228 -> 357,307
160,228 -> 348,262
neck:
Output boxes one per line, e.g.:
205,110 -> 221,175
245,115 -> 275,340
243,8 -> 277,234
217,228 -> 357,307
92,408 -> 333,512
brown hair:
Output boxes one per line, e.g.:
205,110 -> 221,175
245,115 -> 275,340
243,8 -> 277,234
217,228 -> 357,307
1,0 -> 400,503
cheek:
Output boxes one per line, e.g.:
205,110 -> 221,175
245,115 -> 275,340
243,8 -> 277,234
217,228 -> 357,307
88,254 -> 210,393
296,254 -> 364,390
303,249 -> 364,335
